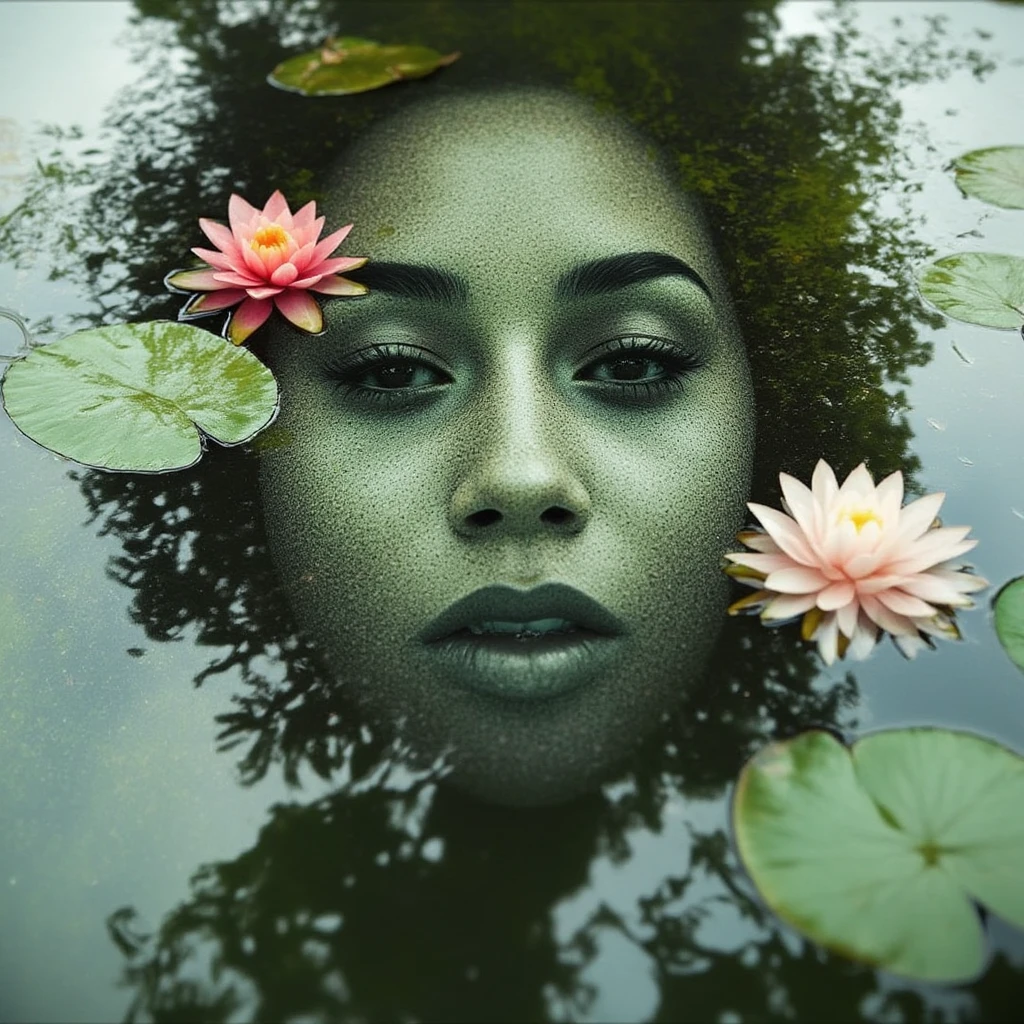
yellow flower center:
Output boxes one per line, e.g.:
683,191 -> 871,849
250,224 -> 291,256
843,507 -> 883,532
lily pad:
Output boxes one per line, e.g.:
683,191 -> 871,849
916,252 -> 1024,329
1,321 -> 278,472
994,576 -> 1024,674
268,36 -> 460,97
952,146 -> 1024,210
733,728 -> 1024,983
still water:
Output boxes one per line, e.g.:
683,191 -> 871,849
2,1 -> 1024,1020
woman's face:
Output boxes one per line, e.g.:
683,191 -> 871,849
259,91 -> 755,805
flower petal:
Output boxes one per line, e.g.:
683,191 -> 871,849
293,215 -> 325,250
896,491 -> 945,544
814,612 -> 840,666
817,581 -> 856,611
764,566 -> 829,594
736,530 -> 781,554
724,552 -> 799,575
228,193 -> 260,237
860,593 -> 917,637
874,589 -> 938,618
198,217 -> 244,260
892,632 -> 928,659
308,274 -> 369,296
310,254 -> 368,277
271,262 -> 299,287
898,572 -> 976,607
246,285 -> 283,300
761,592 -> 819,620
887,529 -> 975,576
183,288 -> 245,314
274,289 -> 324,333
192,246 -> 238,271
308,223 -> 354,264
292,200 -> 318,232
835,597 -> 860,638
227,296 -> 273,345
779,471 -> 816,539
166,267 -> 224,291
846,618 -> 878,659
747,504 -> 818,566
212,270 -> 263,288
262,189 -> 290,221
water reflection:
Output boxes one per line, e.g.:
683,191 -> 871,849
4,0 -> 1020,1019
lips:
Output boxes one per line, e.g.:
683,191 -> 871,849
420,583 -> 625,644
419,583 -> 626,701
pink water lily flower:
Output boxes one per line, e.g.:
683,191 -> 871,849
165,190 -> 368,345
724,460 -> 987,665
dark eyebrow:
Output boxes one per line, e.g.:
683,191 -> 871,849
343,261 -> 468,303
555,251 -> 712,301
344,250 -> 711,305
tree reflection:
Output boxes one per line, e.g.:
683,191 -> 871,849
4,0 -> 1017,1019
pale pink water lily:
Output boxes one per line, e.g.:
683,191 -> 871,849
165,190 -> 368,345
724,460 -> 987,665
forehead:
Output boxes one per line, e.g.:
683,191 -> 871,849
325,92 -> 720,286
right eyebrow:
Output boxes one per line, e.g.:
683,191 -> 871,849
344,261 -> 468,304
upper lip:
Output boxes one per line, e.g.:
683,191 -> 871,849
420,583 -> 626,643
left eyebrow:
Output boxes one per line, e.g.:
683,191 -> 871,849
555,251 -> 712,301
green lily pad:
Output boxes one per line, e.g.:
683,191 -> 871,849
994,576 -> 1024,674
1,321 -> 278,472
916,252 -> 1024,329
952,146 -> 1024,210
733,728 -> 1024,983
268,36 -> 460,97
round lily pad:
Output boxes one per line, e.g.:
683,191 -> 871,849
952,146 -> 1024,210
994,576 -> 1024,674
268,36 -> 460,97
916,252 -> 1024,329
1,321 -> 279,472
733,728 -> 1024,983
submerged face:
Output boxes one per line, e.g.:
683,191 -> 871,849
259,90 -> 755,805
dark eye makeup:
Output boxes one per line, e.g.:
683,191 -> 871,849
321,335 -> 703,407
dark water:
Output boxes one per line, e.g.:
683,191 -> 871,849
1,2 -> 1024,1020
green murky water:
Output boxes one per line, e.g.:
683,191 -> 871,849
2,2 -> 1024,1020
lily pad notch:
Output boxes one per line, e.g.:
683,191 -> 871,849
732,727 -> 1024,983
1,320 -> 279,473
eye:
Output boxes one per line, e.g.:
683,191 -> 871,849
576,335 -> 702,398
323,343 -> 451,404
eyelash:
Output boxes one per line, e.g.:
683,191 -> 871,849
322,336 -> 703,406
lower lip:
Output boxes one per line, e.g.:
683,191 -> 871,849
423,629 -> 623,702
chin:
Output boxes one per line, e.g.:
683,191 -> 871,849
343,653 -> 703,808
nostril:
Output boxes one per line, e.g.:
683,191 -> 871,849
541,506 -> 574,527
468,508 -> 502,528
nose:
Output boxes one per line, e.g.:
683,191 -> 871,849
447,357 -> 592,540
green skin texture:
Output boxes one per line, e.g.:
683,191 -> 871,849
258,89 -> 756,805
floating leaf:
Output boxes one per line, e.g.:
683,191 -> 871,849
733,728 -> 1024,983
268,36 -> 460,97
952,146 -> 1024,210
1,321 -> 278,472
994,576 -> 1024,674
916,252 -> 1024,329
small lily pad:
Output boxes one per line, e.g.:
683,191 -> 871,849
952,146 -> 1024,210
994,576 -> 1024,674
268,36 -> 460,97
916,252 -> 1024,329
1,321 -> 278,472
733,728 -> 1024,983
